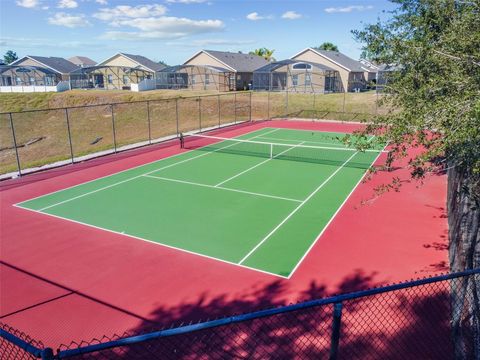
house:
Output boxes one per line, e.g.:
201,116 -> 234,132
376,64 -> 400,92
71,53 -> 166,90
1,55 -> 78,92
182,50 -> 269,91
291,48 -> 371,92
252,59 -> 341,93
68,56 -> 97,68
359,58 -> 379,84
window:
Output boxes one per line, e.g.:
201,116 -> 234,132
108,75 -> 113,84
292,63 -> 312,71
305,73 -> 312,86
45,76 -> 54,86
292,74 -> 298,86
205,74 -> 210,84
191,75 -> 196,84
123,75 -> 129,85
29,77 -> 35,85
16,76 -> 21,85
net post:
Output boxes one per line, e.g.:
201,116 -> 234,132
175,98 -> 179,137
270,143 -> 273,159
198,97 -> 202,132
234,92 -> 237,124
217,94 -> 221,128
249,91 -> 252,121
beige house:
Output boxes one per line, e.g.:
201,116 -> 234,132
182,50 -> 269,91
68,56 -> 96,68
291,48 -> 372,92
71,53 -> 165,90
8,55 -> 78,85
253,59 -> 340,93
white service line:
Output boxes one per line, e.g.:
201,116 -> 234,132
214,141 -> 306,188
256,136 -> 348,148
238,150 -> 360,265
143,175 -> 302,203
36,128 -> 280,212
286,144 -> 385,279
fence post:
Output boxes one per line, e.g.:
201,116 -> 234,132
198,97 -> 202,132
249,91 -> 252,121
9,113 -> 22,177
285,89 -> 289,117
217,94 -> 221,128
175,98 -> 179,137
342,90 -> 346,114
110,104 -> 117,153
329,302 -> 343,360
64,108 -> 74,164
267,90 -> 270,120
313,92 -> 316,121
234,93 -> 237,124
146,101 -> 152,144
41,347 -> 55,360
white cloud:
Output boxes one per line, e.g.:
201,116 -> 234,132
246,12 -> 272,21
48,13 -> 91,27
95,0 -> 108,4
191,39 -> 254,46
0,36 -> 107,50
58,0 -> 77,8
16,0 -> 40,8
281,11 -> 302,20
93,4 -> 167,21
166,0 -> 207,3
324,5 -> 374,13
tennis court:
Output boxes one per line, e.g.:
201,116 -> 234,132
15,127 -> 385,278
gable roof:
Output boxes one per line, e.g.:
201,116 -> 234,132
254,59 -> 335,73
98,53 -> 165,72
11,55 -> 79,74
292,48 -> 366,72
68,56 -> 97,67
185,50 -> 269,72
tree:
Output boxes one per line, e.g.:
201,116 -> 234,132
249,48 -> 275,62
313,42 -> 339,52
158,60 -> 168,67
3,50 -> 18,65
353,1 -> 479,358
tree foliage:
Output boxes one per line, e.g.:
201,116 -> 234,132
3,50 -> 18,65
249,48 -> 276,61
313,42 -> 339,52
354,2 -> 480,357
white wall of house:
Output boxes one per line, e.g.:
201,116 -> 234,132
0,81 -> 70,93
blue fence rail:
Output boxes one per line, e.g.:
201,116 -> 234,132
2,268 -> 479,359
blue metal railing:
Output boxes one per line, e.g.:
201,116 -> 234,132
2,268 -> 479,359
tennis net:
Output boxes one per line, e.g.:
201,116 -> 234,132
181,133 -> 387,169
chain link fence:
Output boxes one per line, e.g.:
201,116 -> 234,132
1,269 -> 479,359
0,90 -> 384,179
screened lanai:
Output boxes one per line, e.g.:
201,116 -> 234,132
0,65 -> 61,86
252,60 -> 341,93
69,65 -> 156,90
157,65 -> 235,92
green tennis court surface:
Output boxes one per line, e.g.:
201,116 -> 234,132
16,127 -> 384,278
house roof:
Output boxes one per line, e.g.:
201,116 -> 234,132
185,50 -> 269,73
68,56 -> 97,67
97,53 -> 166,72
11,56 -> 79,74
254,59 -> 335,73
292,48 -> 366,72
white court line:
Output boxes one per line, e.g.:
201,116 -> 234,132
15,127 -> 278,207
214,141 -> 306,188
255,136 -> 348,148
286,143 -> 385,279
238,150 -> 361,265
143,175 -> 302,203
34,128 -> 280,212
14,204 -> 289,280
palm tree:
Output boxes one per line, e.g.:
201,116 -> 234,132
313,42 -> 339,52
249,48 -> 276,62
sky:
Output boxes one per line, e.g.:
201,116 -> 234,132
0,0 -> 397,65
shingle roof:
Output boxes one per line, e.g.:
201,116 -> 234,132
202,50 -> 269,72
13,56 -> 79,74
120,53 -> 166,72
68,56 -> 97,67
299,49 -> 366,72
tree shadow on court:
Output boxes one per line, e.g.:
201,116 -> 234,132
59,269 -> 456,359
